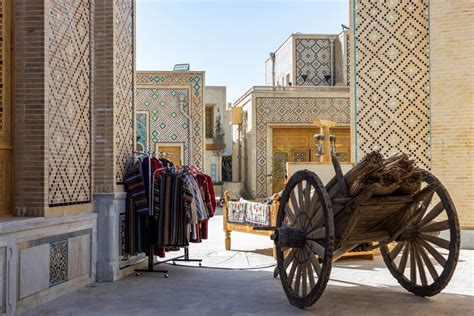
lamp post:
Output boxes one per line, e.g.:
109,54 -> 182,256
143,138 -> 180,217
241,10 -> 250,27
230,107 -> 243,182
313,119 -> 337,164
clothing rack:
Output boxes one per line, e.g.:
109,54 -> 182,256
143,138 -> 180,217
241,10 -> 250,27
132,151 -> 202,277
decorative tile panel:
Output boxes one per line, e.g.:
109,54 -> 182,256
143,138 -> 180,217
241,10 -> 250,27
136,72 -> 204,167
205,106 -> 214,138
49,240 -> 68,286
119,212 -> 126,258
295,38 -> 332,86
354,0 -> 430,168
47,0 -> 91,205
115,0 -> 135,183
136,89 -> 191,163
136,111 -> 148,152
346,32 -> 351,86
255,97 -> 350,197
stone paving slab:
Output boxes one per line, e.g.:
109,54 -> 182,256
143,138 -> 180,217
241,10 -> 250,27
26,215 -> 474,315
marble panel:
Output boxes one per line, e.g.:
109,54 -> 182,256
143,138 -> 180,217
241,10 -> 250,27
19,244 -> 49,299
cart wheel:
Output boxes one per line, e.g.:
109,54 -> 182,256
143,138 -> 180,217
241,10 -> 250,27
381,170 -> 460,297
275,170 -> 334,308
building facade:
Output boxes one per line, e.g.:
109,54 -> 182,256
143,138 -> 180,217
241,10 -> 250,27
0,0 -> 136,313
135,71 -> 205,168
238,32 -> 351,198
0,0 -> 470,314
233,86 -> 350,198
350,0 -> 473,240
204,86 -> 229,182
264,32 -> 350,87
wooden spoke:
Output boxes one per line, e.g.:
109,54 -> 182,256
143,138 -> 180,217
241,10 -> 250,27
304,181 -> 312,213
307,262 -> 316,289
389,241 -> 405,261
380,171 -> 460,298
288,260 -> 298,286
417,242 -> 439,281
306,208 -> 323,232
294,264 -> 302,296
419,233 -> 450,250
419,220 -> 450,233
398,242 -> 410,275
418,201 -> 444,227
298,181 -> 305,215
410,242 -> 417,284
417,238 -> 446,267
307,227 -> 326,240
413,243 -> 428,286
276,170 -> 334,307
283,250 -> 295,270
284,205 -> 296,224
299,182 -> 308,229
307,240 -> 325,258
307,193 -> 321,220
290,190 -> 301,226
306,245 -> 322,277
301,262 -> 308,296
414,191 -> 435,225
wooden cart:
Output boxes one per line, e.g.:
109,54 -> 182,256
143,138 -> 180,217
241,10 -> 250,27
270,154 -> 460,308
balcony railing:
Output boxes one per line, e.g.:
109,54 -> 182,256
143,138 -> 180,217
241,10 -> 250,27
234,85 -> 350,106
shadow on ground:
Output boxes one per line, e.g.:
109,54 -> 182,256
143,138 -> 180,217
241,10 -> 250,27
26,264 -> 473,316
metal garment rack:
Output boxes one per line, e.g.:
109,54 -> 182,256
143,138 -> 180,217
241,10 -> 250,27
132,151 -> 202,278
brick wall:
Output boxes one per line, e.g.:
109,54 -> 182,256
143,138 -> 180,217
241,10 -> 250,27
13,1 -> 47,216
352,0 -> 431,168
430,1 -> 474,228
93,0 -> 135,193
93,0 -> 116,193
13,0 -> 135,216
47,0 -> 92,206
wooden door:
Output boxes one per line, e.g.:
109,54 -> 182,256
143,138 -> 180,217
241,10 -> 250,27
156,145 -> 182,166
0,1 -> 12,216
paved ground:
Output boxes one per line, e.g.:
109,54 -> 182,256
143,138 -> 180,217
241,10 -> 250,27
28,214 -> 474,315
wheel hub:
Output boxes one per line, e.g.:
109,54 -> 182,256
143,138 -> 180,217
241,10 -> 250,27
398,224 -> 418,242
271,227 -> 306,249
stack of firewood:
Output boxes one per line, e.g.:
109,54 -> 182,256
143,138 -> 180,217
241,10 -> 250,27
346,152 -> 422,197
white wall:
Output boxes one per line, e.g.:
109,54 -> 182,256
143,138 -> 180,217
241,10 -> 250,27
265,35 -> 294,86
204,86 -> 227,182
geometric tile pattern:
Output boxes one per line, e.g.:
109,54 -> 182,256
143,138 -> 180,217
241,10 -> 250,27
47,0 -> 91,206
0,1 -> 5,132
49,240 -> 68,287
115,0 -> 135,183
205,106 -> 214,138
136,72 -> 204,167
354,0 -> 430,168
295,38 -> 332,86
135,89 -> 191,164
346,32 -> 351,86
120,213 -> 126,258
255,97 -> 350,197
136,111 -> 149,152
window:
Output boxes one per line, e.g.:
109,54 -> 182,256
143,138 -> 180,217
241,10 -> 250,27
205,105 -> 214,138
286,73 -> 290,86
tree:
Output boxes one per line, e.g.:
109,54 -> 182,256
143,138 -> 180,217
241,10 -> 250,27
212,109 -> 226,183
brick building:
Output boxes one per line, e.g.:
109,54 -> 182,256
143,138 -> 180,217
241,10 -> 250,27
350,0 -> 473,245
0,0 -> 136,313
0,0 -> 471,314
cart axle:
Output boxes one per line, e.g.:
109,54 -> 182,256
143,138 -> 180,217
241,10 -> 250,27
271,227 -> 307,249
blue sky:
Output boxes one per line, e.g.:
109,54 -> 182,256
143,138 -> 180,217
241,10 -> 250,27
137,0 -> 348,103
